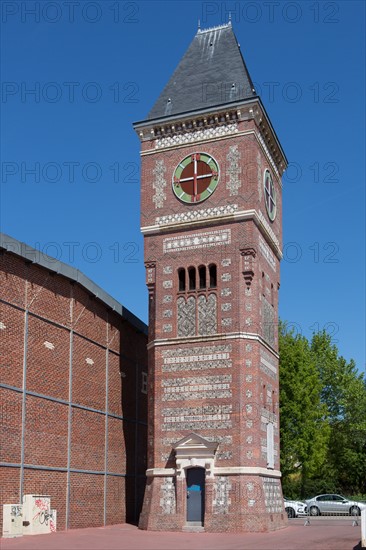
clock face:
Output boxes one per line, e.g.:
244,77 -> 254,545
172,153 -> 219,204
264,169 -> 276,221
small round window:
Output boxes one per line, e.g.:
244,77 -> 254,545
264,169 -> 276,221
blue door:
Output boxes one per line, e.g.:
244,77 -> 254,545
186,467 -> 205,523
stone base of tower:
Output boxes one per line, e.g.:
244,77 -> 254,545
138,470 -> 287,533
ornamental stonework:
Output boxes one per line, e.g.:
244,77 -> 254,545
198,293 -> 217,336
161,345 -> 232,372
160,477 -> 176,515
152,159 -> 167,208
161,374 -> 232,401
213,477 -> 232,514
260,349 -> 277,378
263,478 -> 283,513
259,236 -> 276,272
163,229 -> 231,254
162,404 -> 232,431
177,296 -> 196,337
155,122 -> 238,149
162,344 -> 232,359
156,204 -> 238,227
262,297 -> 275,346
221,288 -> 231,297
226,144 -> 242,196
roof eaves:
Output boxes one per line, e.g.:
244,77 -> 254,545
0,233 -> 148,335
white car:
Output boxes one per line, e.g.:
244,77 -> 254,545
284,498 -> 307,518
305,494 -> 366,516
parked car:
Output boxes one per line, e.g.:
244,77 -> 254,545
305,494 -> 366,516
283,498 -> 307,518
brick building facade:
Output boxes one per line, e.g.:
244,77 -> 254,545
134,23 -> 288,531
0,234 -> 148,533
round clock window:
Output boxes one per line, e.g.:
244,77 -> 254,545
264,169 -> 276,221
172,153 -> 219,204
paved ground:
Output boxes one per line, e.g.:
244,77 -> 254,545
1,518 -> 362,550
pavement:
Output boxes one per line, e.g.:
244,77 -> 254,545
1,518 -> 362,550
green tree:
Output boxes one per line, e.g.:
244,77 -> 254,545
310,331 -> 366,495
279,322 -> 330,498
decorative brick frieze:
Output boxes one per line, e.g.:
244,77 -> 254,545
155,122 -> 238,149
161,374 -> 232,401
162,343 -> 232,359
161,435 -> 232,447
163,229 -> 231,253
156,204 -> 238,227
162,358 -> 232,373
260,349 -> 277,379
257,210 -> 280,249
162,404 -> 232,431
259,236 -> 276,272
262,297 -> 275,347
216,451 -> 233,460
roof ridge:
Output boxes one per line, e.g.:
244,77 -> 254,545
197,22 -> 231,34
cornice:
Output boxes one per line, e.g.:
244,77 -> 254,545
147,331 -> 280,358
134,99 -> 287,174
141,208 -> 282,260
146,467 -> 281,477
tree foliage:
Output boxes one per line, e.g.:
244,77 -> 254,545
279,323 -> 366,498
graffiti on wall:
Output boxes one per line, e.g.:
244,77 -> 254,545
31,497 -> 56,532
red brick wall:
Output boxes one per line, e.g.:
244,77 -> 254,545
0,250 -> 148,533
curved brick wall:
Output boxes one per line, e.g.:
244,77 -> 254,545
0,238 -> 148,532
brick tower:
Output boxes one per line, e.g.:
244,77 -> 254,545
134,22 -> 288,532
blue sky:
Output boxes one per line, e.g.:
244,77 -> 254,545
1,0 -> 365,373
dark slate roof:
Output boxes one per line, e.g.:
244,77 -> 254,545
148,23 -> 256,120
0,233 -> 147,335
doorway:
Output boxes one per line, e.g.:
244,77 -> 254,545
186,467 -> 205,523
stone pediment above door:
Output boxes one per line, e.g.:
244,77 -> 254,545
174,433 -> 218,457
173,434 -> 218,478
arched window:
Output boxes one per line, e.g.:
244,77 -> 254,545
188,267 -> 196,290
198,265 -> 206,289
178,268 -> 186,292
209,264 -> 217,288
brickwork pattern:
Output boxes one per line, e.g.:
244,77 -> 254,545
138,111 -> 285,531
0,251 -> 148,533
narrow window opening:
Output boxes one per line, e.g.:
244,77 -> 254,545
188,267 -> 196,290
178,268 -> 186,292
209,264 -> 217,288
198,265 -> 206,289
